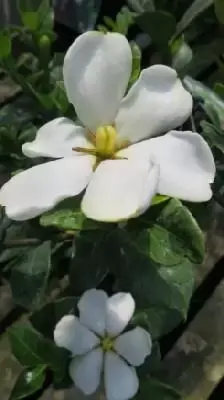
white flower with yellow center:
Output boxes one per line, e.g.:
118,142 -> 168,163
54,289 -> 152,400
0,32 -> 215,222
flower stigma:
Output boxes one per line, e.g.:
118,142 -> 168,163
101,335 -> 114,352
73,125 -> 130,165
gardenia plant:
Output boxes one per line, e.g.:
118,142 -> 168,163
54,289 -> 152,400
0,31 -> 215,222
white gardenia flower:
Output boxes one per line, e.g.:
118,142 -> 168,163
0,31 -> 215,222
54,289 -> 152,400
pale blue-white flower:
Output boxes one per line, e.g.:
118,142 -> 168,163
0,32 -> 215,222
54,289 -> 152,400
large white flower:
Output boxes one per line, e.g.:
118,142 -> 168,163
0,32 -> 215,222
54,289 -> 152,400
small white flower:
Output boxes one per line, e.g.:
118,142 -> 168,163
0,32 -> 215,222
54,289 -> 152,400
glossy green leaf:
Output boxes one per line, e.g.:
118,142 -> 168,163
40,199 -> 107,231
30,297 -> 77,340
124,199 -> 204,265
0,33 -> 12,59
10,365 -> 46,400
176,0 -> 214,36
215,0 -> 224,24
136,11 -> 176,48
10,241 -> 51,309
8,324 -> 69,375
135,377 -> 181,400
114,241 -> 195,338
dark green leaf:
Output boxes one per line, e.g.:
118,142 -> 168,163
184,76 -> 224,119
127,0 -> 155,13
176,0 -> 214,36
10,241 -> 51,309
0,33 -> 12,59
115,242 -> 195,338
10,365 -> 46,400
30,297 -> 77,339
8,323 -> 69,375
215,0 -> 224,24
18,0 -> 53,32
69,231 -> 109,294
138,342 -> 161,377
124,199 -> 204,265
136,11 -> 176,48
135,377 -> 181,400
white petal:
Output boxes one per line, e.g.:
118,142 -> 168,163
0,156 -> 94,221
54,315 -> 100,355
78,289 -> 108,336
105,352 -> 139,400
69,348 -> 103,395
106,293 -> 135,336
63,31 -> 132,131
22,118 -> 91,159
81,159 -> 159,222
114,327 -> 152,366
149,130 -> 215,201
115,65 -> 192,143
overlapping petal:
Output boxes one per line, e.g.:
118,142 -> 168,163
78,289 -> 108,336
0,156 -> 94,221
22,118 -> 91,158
54,315 -> 100,355
105,352 -> 139,400
106,293 -> 135,336
81,159 -> 159,222
63,31 -> 132,131
120,131 -> 215,202
69,349 -> 103,395
115,65 -> 192,143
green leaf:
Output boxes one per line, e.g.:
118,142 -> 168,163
114,242 -> 195,338
30,297 -> 77,340
215,0 -> 224,24
183,38 -> 224,77
136,11 -> 176,48
135,377 -> 181,400
172,40 -> 193,73
127,0 -> 155,13
40,199 -> 106,231
129,42 -> 141,86
10,365 -> 46,400
18,0 -> 53,32
176,0 -> 214,36
124,199 -> 204,265
69,231 -> 110,294
8,323 -> 68,375
0,33 -> 12,59
184,76 -> 224,119
10,241 -> 51,309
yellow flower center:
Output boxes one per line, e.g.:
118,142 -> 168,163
95,125 -> 117,157
101,336 -> 114,352
73,125 -> 129,164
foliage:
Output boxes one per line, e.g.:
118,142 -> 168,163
0,0 -> 223,399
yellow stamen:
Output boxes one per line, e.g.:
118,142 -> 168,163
95,125 -> 117,156
72,147 -> 97,155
